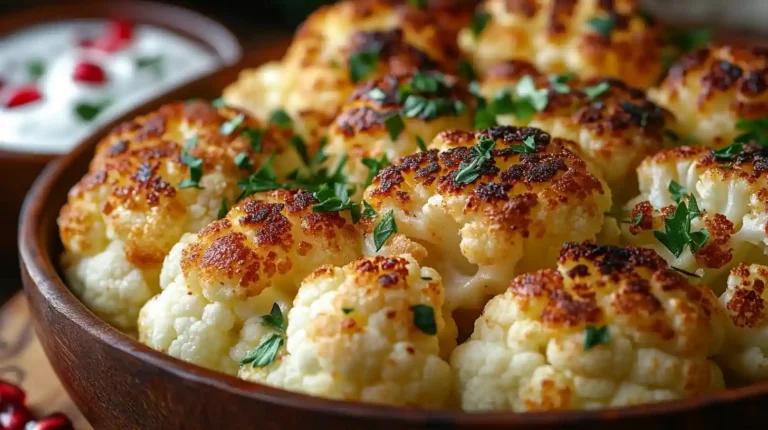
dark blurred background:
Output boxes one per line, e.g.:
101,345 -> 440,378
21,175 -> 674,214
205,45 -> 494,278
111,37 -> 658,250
0,0 -> 338,47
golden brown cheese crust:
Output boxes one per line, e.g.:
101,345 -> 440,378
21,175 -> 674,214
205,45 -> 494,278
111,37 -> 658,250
646,144 -> 768,187
58,102 -> 293,268
366,126 -> 606,234
513,243 -> 719,348
725,263 -> 768,328
181,189 -> 358,298
461,0 -> 663,88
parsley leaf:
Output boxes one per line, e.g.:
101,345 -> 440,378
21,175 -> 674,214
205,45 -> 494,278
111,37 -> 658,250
349,48 -> 380,83
384,113 -> 405,141
668,180 -> 688,203
27,59 -> 45,81
470,12 -> 490,37
269,109 -> 293,129
234,152 -> 253,172
312,182 -> 361,223
509,135 -> 538,154
217,198 -> 228,220
259,303 -> 286,333
665,28 -> 713,53
653,190 -> 709,258
220,113 -> 245,135
291,135 -> 310,166
178,136 -> 203,189
633,213 -> 643,226
459,60 -> 476,82
584,325 -> 610,350
362,154 -> 391,186
362,201 -> 378,219
240,333 -> 283,368
242,128 -> 263,153
135,55 -> 163,76
373,210 -> 397,251
420,276 -> 433,281
548,73 -> 575,94
237,155 -> 292,200
588,16 -> 614,38
74,100 -> 110,121
712,142 -> 744,161
342,307 -> 355,314
211,97 -> 226,108
515,76 -> 549,112
584,81 -> 610,100
735,117 -> 768,146
454,136 -> 495,185
416,136 -> 428,152
368,87 -> 387,101
410,304 -> 437,335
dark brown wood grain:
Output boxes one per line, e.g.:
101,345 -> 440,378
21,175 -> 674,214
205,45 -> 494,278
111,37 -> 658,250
16,61 -> 768,430
0,0 -> 242,280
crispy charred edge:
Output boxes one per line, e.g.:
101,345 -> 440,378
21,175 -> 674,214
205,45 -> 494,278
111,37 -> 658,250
664,45 -> 768,116
647,144 -> 768,182
559,242 -> 668,276
483,64 -> 670,133
509,243 -> 714,330
696,213 -> 735,269
334,72 -> 470,136
181,189 -> 353,289
726,263 -> 768,328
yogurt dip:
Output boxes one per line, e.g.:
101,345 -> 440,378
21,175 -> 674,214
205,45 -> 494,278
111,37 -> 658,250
0,19 -> 220,154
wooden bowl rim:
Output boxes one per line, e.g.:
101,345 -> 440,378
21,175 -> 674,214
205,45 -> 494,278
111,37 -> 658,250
0,0 -> 242,158
16,68 -> 768,430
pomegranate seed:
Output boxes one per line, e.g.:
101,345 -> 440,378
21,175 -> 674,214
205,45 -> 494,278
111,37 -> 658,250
108,19 -> 134,43
80,18 -> 134,53
0,381 -> 25,406
24,413 -> 73,430
73,62 -> 107,85
4,86 -> 42,108
0,402 -> 32,430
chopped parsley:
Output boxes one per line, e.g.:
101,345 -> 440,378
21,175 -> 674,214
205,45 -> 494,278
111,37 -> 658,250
548,73 -> 575,94
237,155 -> 291,200
515,76 -> 549,112
373,210 -> 397,251
584,325 -> 610,350
135,55 -> 163,76
712,142 -> 744,161
665,28 -> 713,54
633,213 -> 643,226
509,136 -> 538,154
290,135 -> 310,166
416,136 -> 428,152
312,183 -> 361,223
178,136 -> 203,189
653,184 -> 709,258
454,136 -> 495,185
362,201 -> 378,219
459,60 -> 476,82
410,304 -> 437,335
583,81 -> 610,100
259,303 -> 286,333
668,180 -> 688,203
234,152 -> 253,172
349,48 -> 380,83
588,16 -> 615,38
242,127 -> 264,153
74,100 -> 110,121
368,87 -> 387,101
269,109 -> 293,129
470,12 -> 490,37
211,97 -> 226,108
476,75 -> 549,124
735,117 -> 768,146
220,113 -> 245,135
420,276 -> 433,281
217,198 -> 228,220
342,307 -> 355,314
27,59 -> 45,81
362,154 -> 391,186
384,113 -> 406,141
240,333 -> 283,368
408,0 -> 426,7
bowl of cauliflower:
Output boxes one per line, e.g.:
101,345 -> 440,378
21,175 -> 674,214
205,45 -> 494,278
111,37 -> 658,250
18,0 -> 768,429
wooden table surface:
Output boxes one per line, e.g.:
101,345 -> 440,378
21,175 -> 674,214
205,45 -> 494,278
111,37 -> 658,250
0,292 -> 92,429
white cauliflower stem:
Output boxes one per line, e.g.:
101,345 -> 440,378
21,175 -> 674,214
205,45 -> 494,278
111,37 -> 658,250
239,255 -> 455,408
451,243 -> 726,412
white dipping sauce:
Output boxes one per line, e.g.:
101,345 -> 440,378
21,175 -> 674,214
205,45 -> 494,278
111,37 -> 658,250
0,20 -> 220,154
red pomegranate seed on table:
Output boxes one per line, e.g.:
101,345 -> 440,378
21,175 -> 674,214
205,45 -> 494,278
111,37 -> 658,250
73,62 -> 107,85
0,402 -> 32,430
4,85 -> 42,108
25,413 -> 74,430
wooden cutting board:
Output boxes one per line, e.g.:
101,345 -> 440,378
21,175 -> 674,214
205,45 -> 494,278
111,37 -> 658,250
0,292 -> 92,429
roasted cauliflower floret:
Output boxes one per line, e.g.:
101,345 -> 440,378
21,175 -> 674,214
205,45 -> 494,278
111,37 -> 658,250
325,71 -> 473,187
362,126 -> 611,312
480,62 -> 671,201
239,255 -> 454,408
718,263 -> 768,382
138,189 -> 362,373
459,0 -> 663,88
650,45 -> 768,147
58,102 -> 301,330
451,243 -> 726,412
223,0 -> 470,141
620,144 -> 768,288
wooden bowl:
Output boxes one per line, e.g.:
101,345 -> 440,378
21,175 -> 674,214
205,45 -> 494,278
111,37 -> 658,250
16,65 -> 768,429
0,0 -> 242,278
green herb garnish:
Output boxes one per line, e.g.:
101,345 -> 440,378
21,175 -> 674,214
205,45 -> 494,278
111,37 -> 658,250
368,88 -> 387,101
220,113 -> 245,135
470,12 -> 490,37
416,136 -> 428,152
234,152 -> 253,172
584,81 -> 610,100
217,198 -> 228,220
712,142 -> 744,161
584,325 -> 610,350
342,307 -> 355,314
384,113 -> 406,141
136,55 -> 163,76
27,60 -> 45,81
237,155 -> 291,200
373,210 -> 397,251
588,16 -> 615,38
410,304 -> 437,335
259,303 -> 286,333
74,100 -> 110,121
548,73 -> 575,94
420,276 -> 433,281
211,97 -> 226,108
668,180 -> 688,203
240,333 -> 283,368
653,188 -> 709,258
349,48 -> 380,83
312,181 -> 361,223
178,136 -> 203,189
509,135 -> 538,154
362,201 -> 378,219
362,154 -> 391,186
459,60 -> 476,82
454,136 -> 495,185
242,128 -> 264,153
291,135 -> 310,165
735,117 -> 768,146
269,109 -> 293,130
